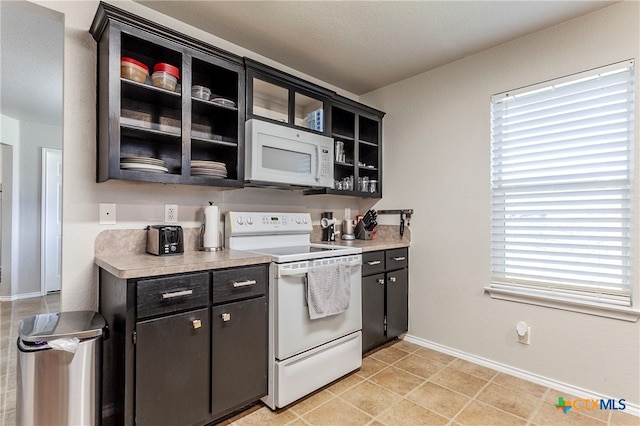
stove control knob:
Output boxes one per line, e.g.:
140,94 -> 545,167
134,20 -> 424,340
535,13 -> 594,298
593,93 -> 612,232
295,217 -> 301,224
303,216 -> 308,224
237,216 -> 244,225
247,217 -> 253,225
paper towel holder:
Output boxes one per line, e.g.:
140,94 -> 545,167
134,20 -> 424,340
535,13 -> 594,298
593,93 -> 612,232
200,202 -> 224,252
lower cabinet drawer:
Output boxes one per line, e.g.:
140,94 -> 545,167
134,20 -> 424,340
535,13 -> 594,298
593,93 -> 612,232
385,248 -> 408,270
136,272 -> 210,319
362,251 -> 385,276
212,265 -> 267,304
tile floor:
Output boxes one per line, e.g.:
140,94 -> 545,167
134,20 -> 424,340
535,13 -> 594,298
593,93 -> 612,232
1,295 -> 638,426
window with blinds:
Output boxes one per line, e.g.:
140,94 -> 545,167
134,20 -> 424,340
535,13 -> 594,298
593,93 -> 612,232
489,60 -> 635,312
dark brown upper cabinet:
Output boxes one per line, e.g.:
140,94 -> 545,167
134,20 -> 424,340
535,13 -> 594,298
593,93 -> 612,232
90,2 -> 245,187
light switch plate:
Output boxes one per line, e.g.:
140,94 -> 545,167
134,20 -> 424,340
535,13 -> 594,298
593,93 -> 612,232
99,203 -> 116,225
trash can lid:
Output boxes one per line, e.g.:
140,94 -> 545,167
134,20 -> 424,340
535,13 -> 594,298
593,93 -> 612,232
19,310 -> 106,342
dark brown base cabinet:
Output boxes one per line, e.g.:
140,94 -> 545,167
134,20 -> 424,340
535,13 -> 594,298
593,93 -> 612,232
362,248 -> 409,353
99,264 -> 268,426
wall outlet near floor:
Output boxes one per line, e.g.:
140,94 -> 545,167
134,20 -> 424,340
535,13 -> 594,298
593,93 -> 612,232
165,204 -> 178,223
516,321 -> 530,345
99,203 -> 116,225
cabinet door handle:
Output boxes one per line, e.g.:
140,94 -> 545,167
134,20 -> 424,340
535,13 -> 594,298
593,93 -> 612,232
233,279 -> 257,288
221,313 -> 231,322
393,256 -> 406,261
377,279 -> 385,285
367,260 -> 381,266
192,319 -> 202,329
389,276 -> 397,283
162,289 -> 193,299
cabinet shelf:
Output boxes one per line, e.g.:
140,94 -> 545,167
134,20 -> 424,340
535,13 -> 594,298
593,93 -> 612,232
359,139 -> 378,147
336,161 -> 355,167
191,133 -> 238,146
122,78 -> 181,97
121,122 -> 181,139
333,133 -> 355,142
192,96 -> 238,111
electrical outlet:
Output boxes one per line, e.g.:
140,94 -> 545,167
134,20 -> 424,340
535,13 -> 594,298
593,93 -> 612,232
99,203 -> 116,225
516,321 -> 531,345
165,204 -> 178,223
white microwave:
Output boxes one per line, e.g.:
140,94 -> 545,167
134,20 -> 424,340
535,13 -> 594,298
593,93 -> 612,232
245,119 -> 334,188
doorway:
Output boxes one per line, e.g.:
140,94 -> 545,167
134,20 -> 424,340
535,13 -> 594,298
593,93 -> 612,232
41,148 -> 62,294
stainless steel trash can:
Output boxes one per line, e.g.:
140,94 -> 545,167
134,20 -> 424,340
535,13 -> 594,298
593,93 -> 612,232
16,310 -> 107,426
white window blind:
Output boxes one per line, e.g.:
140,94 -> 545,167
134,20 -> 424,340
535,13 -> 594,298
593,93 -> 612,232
490,60 -> 635,308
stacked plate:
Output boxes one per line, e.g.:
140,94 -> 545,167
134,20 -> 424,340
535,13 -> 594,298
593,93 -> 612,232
191,160 -> 227,178
120,156 -> 168,173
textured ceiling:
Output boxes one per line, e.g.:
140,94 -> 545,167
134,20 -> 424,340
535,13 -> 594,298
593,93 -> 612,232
0,1 -> 617,126
136,0 -> 616,95
0,1 -> 63,127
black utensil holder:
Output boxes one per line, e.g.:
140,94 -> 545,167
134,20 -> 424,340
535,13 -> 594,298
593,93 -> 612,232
355,220 -> 373,240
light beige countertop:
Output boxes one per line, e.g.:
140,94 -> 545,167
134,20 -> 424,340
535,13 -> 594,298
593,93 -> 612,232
95,249 -> 271,280
311,239 -> 410,252
95,224 -> 410,279
94,228 -> 270,279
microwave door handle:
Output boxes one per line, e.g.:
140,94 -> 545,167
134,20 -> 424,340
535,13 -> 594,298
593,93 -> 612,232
316,145 -> 321,182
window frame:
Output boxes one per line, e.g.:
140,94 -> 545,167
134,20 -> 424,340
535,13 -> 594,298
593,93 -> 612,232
485,60 -> 640,322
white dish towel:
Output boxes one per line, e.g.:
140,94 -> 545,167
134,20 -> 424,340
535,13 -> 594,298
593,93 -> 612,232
306,263 -> 350,320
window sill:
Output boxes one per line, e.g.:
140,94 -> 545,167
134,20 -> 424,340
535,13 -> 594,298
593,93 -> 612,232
484,286 -> 640,322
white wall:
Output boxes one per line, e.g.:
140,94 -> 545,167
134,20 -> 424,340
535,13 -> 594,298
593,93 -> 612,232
17,120 -> 63,295
0,115 -> 63,298
0,115 -> 19,298
362,1 -> 640,406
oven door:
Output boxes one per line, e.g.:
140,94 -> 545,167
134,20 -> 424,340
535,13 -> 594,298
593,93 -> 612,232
272,255 -> 362,360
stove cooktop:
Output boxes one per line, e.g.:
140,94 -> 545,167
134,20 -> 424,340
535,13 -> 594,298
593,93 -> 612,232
247,243 -> 360,263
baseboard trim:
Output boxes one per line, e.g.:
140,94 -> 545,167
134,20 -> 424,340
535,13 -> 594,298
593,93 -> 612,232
0,292 -> 43,302
403,334 -> 639,417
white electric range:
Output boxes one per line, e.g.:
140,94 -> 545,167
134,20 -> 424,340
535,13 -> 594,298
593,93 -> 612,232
225,212 -> 362,409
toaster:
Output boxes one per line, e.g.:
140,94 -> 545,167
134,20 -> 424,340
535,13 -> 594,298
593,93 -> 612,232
146,225 -> 184,256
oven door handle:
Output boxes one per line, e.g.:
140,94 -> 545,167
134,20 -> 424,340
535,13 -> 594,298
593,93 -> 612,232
304,273 -> 309,306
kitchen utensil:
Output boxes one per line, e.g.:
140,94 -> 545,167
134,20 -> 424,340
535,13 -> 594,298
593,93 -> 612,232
354,220 -> 373,240
361,209 -> 377,231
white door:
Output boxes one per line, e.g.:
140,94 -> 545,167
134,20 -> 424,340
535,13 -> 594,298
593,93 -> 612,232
42,148 -> 62,293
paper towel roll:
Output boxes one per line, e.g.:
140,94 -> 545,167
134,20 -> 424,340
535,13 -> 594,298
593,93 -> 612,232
203,204 -> 221,249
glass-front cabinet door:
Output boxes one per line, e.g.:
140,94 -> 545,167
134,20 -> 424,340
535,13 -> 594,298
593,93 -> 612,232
246,60 -> 331,134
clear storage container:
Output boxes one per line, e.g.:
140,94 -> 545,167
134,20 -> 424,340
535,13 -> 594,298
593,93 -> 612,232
120,57 -> 148,83
152,62 -> 179,91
